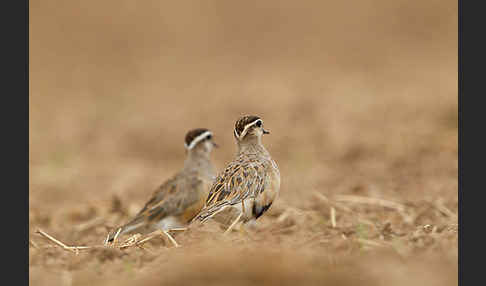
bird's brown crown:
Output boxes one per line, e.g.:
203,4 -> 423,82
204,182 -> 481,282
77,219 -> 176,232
234,115 -> 262,138
185,128 -> 212,149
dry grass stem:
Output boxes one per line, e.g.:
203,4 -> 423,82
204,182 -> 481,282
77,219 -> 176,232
163,230 -> 180,248
135,234 -> 159,245
314,192 -> 353,213
167,228 -> 187,232
36,229 -> 94,254
276,208 -> 302,223
434,202 -> 458,220
224,212 -> 243,235
270,224 -> 299,235
130,230 -> 180,248
117,234 -> 143,249
357,238 -> 389,248
331,207 -> 337,228
29,239 -> 39,249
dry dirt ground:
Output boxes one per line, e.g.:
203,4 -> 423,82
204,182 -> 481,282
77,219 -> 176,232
29,1 -> 458,285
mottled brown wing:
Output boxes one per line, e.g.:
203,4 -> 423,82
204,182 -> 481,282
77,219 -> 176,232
134,176 -> 178,216
196,155 -> 268,221
134,173 -> 204,222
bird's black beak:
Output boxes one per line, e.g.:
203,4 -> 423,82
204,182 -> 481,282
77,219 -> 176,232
263,129 -> 270,135
212,142 -> 219,148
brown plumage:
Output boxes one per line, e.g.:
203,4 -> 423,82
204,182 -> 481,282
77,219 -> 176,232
107,128 -> 217,242
193,115 -> 280,229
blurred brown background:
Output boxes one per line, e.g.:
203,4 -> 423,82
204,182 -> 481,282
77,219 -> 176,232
29,0 -> 457,285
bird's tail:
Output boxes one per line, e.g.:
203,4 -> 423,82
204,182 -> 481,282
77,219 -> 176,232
105,216 -> 146,244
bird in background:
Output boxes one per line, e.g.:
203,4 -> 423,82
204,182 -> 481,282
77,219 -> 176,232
106,128 -> 218,244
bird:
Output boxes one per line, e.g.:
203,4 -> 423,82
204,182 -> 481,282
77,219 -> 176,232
192,115 -> 280,233
106,128 -> 218,243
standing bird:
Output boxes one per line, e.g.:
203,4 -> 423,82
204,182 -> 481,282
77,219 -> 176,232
192,115 -> 280,232
106,128 -> 218,243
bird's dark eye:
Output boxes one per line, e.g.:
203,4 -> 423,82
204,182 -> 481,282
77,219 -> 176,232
206,134 -> 212,140
255,120 -> 262,127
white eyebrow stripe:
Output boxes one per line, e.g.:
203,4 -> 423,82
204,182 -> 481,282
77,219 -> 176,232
237,119 -> 262,139
184,131 -> 212,150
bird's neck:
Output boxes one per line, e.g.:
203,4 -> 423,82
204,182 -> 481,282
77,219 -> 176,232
183,151 -> 214,176
237,137 -> 269,157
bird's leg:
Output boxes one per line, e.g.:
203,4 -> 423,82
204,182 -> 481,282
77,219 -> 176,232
168,227 -> 187,232
135,229 -> 179,248
224,212 -> 243,235
235,200 -> 248,234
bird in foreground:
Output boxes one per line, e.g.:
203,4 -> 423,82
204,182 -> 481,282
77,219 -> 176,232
106,128 -> 218,243
192,115 -> 280,233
